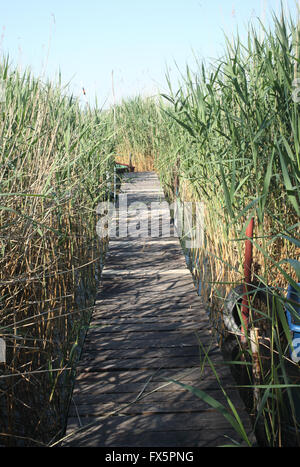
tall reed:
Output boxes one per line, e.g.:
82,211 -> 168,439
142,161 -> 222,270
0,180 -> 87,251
0,58 -> 115,445
113,96 -> 160,171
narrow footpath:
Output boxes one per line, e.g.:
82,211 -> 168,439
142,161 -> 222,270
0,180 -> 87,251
64,172 -> 254,447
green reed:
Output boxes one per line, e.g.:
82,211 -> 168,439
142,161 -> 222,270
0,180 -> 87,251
0,58 -> 115,445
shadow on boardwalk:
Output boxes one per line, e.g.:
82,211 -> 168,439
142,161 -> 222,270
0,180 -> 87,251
63,172 -> 255,447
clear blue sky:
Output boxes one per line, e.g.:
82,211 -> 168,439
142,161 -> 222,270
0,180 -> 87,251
0,0 -> 298,108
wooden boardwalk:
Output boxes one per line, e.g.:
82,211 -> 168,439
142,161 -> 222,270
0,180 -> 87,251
63,172 -> 254,447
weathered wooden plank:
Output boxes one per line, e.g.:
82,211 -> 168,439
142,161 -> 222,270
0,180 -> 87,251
68,399 -> 247,417
93,302 -> 203,313
97,283 -> 200,299
83,337 -> 208,351
77,339 -> 219,357
84,323 -> 207,334
96,278 -> 199,291
70,397 -> 240,415
94,300 -> 203,313
85,324 -> 211,335
97,285 -> 201,296
73,366 -> 230,387
76,356 -> 203,372
64,412 -> 250,447
84,337 -> 211,349
72,362 -> 239,387
70,385 -> 244,407
89,315 -> 207,325
64,427 -> 237,448
103,259 -> 188,270
96,314 -> 201,326
84,331 -> 211,344
79,345 -> 202,360
71,376 -> 236,397
76,346 -> 228,372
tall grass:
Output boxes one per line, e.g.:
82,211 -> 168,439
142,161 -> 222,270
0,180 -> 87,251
113,96 -> 160,171
159,12 -> 299,300
0,58 -> 115,445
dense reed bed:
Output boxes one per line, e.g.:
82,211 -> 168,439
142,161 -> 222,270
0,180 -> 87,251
114,96 -> 158,171
0,59 -> 115,445
113,11 -> 300,446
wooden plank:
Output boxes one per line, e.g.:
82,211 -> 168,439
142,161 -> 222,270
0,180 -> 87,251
91,312 -> 204,322
83,336 -> 209,351
97,275 -> 198,288
97,281 -> 198,297
71,376 -> 235,396
84,323 -> 207,334
93,301 -> 202,311
89,315 -> 207,324
70,393 -> 235,408
76,356 -> 203,372
101,270 -> 192,277
63,427 -> 237,448
79,345 -> 202,360
73,366 -> 231,387
97,284 -> 201,295
83,331 -> 213,343
70,385 -> 244,407
68,399 -> 247,417
64,412 -> 250,447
